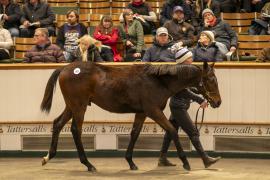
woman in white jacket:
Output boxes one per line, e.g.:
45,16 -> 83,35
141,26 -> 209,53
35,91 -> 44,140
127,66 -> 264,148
0,14 -> 13,60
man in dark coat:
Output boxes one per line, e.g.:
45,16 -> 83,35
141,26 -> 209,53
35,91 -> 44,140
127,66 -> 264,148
0,0 -> 21,36
142,27 -> 175,62
164,6 -> 196,47
20,0 -> 55,37
160,0 -> 191,26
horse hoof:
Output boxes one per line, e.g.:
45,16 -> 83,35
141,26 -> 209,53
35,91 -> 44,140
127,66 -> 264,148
88,166 -> 97,172
41,158 -> 47,166
130,165 -> 138,170
183,163 -> 191,171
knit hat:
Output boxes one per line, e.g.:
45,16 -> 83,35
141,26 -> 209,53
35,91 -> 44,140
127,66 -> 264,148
156,27 -> 168,36
200,30 -> 215,42
202,8 -> 214,17
175,47 -> 193,64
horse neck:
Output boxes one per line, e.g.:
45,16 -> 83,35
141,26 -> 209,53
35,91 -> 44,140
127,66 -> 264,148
162,66 -> 202,95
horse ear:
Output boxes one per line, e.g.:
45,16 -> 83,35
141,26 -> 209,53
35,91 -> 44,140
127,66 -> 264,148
210,62 -> 215,68
203,62 -> 209,70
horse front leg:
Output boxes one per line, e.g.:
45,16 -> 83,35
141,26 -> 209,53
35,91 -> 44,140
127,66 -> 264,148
71,110 -> 96,172
42,107 -> 72,166
125,113 -> 146,170
147,109 -> 191,171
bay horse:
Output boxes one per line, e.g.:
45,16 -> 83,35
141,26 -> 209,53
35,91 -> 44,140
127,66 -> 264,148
40,61 -> 221,172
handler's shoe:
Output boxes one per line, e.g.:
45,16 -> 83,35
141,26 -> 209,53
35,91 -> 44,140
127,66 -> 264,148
158,157 -> 176,166
203,156 -> 221,168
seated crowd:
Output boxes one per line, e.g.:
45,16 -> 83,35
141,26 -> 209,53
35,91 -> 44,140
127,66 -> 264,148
0,0 -> 270,62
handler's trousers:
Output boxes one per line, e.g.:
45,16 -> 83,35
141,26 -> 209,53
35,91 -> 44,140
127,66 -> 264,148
160,106 -> 208,159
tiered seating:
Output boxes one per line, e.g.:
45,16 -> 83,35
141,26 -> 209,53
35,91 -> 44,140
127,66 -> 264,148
79,0 -> 111,14
47,0 -> 79,14
14,37 -> 35,60
237,35 -> 270,60
111,1 -> 129,15
221,12 -> 256,33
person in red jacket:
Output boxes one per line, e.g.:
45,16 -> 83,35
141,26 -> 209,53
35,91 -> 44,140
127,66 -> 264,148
93,15 -> 123,62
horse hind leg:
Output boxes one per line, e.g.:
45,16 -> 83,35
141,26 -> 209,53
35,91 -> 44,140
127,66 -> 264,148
71,110 -> 96,172
125,113 -> 146,170
42,107 -> 72,166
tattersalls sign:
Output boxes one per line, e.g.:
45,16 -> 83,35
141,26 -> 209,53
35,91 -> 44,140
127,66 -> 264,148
0,123 -> 270,151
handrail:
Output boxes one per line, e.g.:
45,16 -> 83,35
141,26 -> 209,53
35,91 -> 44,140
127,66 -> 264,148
1,62 -> 270,70
0,120 -> 269,125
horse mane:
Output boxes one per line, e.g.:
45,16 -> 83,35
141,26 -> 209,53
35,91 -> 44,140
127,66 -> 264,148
143,63 -> 201,80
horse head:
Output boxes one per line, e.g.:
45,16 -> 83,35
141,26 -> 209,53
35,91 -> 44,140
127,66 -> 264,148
197,62 -> 221,108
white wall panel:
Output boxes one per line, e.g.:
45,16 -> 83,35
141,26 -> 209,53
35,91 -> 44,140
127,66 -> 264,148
0,67 -> 270,124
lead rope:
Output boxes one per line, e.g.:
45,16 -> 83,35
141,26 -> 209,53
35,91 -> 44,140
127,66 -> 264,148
195,105 -> 205,132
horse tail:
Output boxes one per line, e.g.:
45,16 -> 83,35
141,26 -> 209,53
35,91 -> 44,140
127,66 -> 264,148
40,68 -> 63,113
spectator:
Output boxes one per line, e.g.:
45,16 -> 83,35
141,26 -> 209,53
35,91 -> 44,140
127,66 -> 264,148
20,0 -> 55,37
56,10 -> 88,62
163,6 -> 196,47
119,0 -> 157,34
70,34 -> 104,62
0,0 -> 21,37
215,0 -> 239,12
241,0 -> 270,12
94,15 -> 123,62
142,27 -> 175,62
119,8 -> 145,62
201,8 -> 237,55
191,0 -> 220,33
24,28 -> 65,63
0,15 -> 13,60
256,47 -> 270,62
160,0 -> 192,26
193,30 -> 224,62
248,3 -> 270,35
158,46 -> 221,168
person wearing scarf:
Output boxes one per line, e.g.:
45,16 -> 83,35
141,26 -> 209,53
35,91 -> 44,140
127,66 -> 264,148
201,8 -> 237,55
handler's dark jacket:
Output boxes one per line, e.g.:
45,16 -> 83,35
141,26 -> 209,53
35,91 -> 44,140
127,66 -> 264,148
70,45 -> 103,62
142,36 -> 175,62
201,18 -> 237,50
163,18 -> 196,47
170,88 -> 204,110
0,2 -> 21,29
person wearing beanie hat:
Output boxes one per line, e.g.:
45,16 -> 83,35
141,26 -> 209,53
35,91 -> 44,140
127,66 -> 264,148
192,30 -> 224,62
175,46 -> 193,64
158,45 -> 221,168
202,8 -> 215,17
163,5 -> 196,47
142,27 -> 175,62
201,7 -> 237,56
191,0 -> 220,34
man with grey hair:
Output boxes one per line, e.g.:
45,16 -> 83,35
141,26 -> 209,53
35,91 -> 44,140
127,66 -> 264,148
24,28 -> 65,63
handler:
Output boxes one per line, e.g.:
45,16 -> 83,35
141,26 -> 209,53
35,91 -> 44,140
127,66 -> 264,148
158,46 -> 221,168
